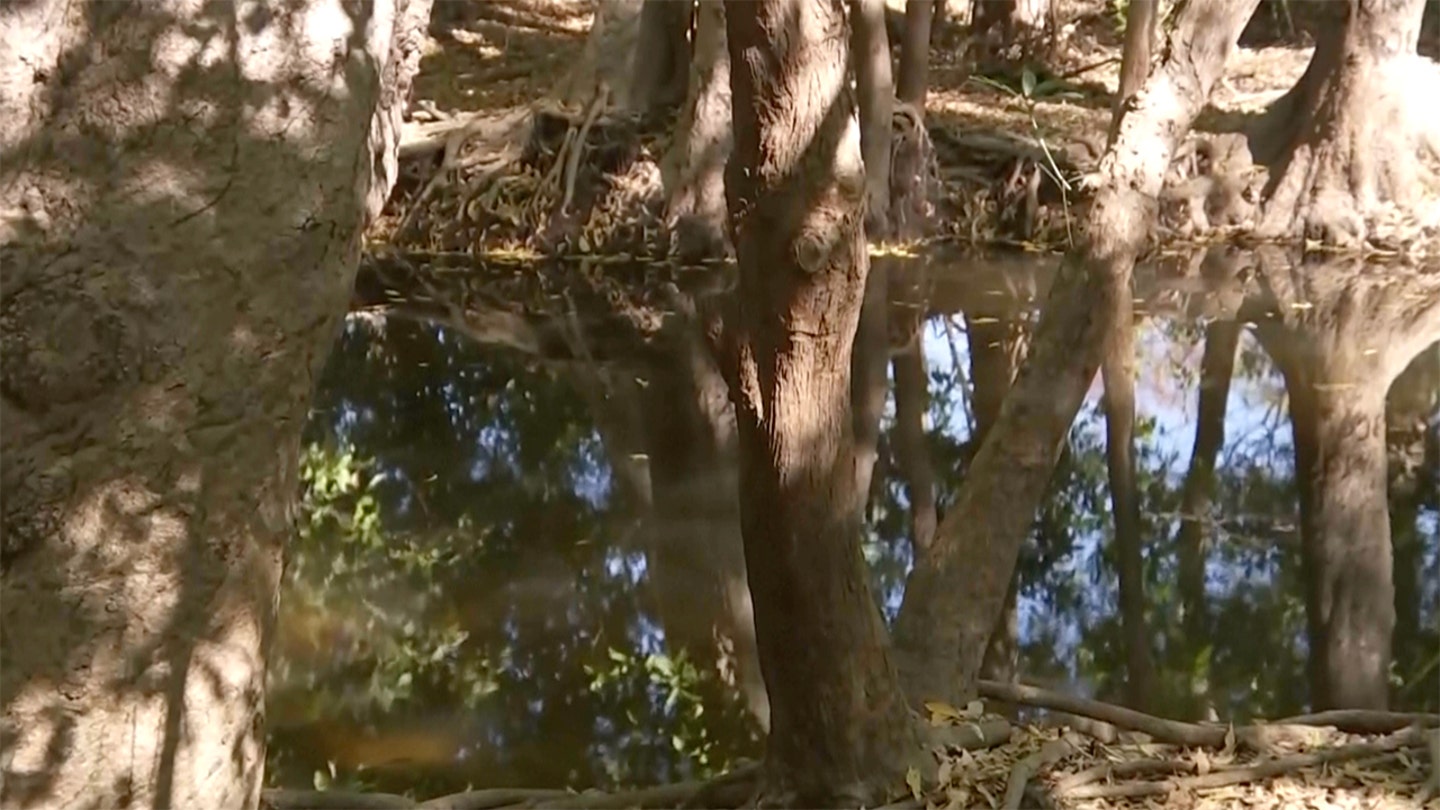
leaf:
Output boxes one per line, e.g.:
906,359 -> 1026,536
925,701 -> 964,725
1221,723 -> 1236,757
906,766 -> 923,800
963,700 -> 984,718
1021,68 -> 1037,99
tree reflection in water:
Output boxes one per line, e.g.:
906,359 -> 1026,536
266,249 -> 1438,797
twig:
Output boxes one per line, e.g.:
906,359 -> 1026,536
1002,738 -> 1075,810
419,789 -> 570,810
1054,758 -> 1197,792
261,789 -> 417,809
1061,728 -> 1427,800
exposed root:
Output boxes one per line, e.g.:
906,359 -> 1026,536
1248,53 -> 1440,252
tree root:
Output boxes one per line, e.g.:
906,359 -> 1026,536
1001,738 -> 1075,810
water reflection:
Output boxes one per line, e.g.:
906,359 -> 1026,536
267,248 -> 1439,796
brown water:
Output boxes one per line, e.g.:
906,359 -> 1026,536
265,248 -> 1439,799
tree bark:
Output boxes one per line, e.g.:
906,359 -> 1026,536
722,0 -> 920,801
663,0 -> 733,260
1100,297 -> 1157,713
1175,319 -> 1240,720
1250,0 -> 1440,247
891,0 -> 1262,709
1111,0 -> 1159,145
851,0 -> 895,236
0,1 -> 431,808
1252,253 -> 1440,709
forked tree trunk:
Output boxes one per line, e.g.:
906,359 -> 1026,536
722,0 -> 919,801
1253,253 -> 1440,709
1111,0 -> 1158,145
891,0 -> 1261,708
1100,300 -> 1157,712
1251,0 -> 1440,246
852,0 -> 895,235
663,0 -> 733,259
1175,319 -> 1240,720
0,1 -> 431,807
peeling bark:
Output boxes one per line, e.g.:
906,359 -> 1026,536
1250,0 -> 1440,247
663,0 -> 733,260
891,0 -> 1261,708
1100,298 -> 1157,713
722,0 -> 919,800
1252,251 -> 1440,710
1175,319 -> 1240,720
0,1 -> 431,807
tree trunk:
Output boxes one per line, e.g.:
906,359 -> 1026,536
1175,319 -> 1240,720
1252,251 -> 1440,710
851,0 -> 895,236
1100,298 -> 1157,712
967,307 -> 1029,687
891,0 -> 1261,708
1250,0 -> 1440,247
1111,0 -> 1158,145
896,0 -> 935,105
853,260 -> 892,511
642,330 -> 771,733
663,0 -> 733,260
892,0 -> 936,242
0,1 -> 431,808
632,0 -> 694,115
970,0 -> 1053,67
890,262 -> 938,554
558,0 -> 645,109
722,0 -> 919,801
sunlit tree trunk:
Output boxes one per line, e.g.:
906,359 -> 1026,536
851,0 -> 895,235
722,0 -> 919,800
892,0 -> 936,241
0,1 -> 431,807
892,0 -> 1262,708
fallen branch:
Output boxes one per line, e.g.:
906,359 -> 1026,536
1002,738 -> 1075,810
1060,727 -> 1428,800
977,680 -> 1361,751
679,763 -> 762,810
533,779 -> 706,809
419,788 -> 570,810
261,789 -> 416,809
921,718 -> 1014,753
1273,710 -> 1440,734
1053,758 -> 1197,792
